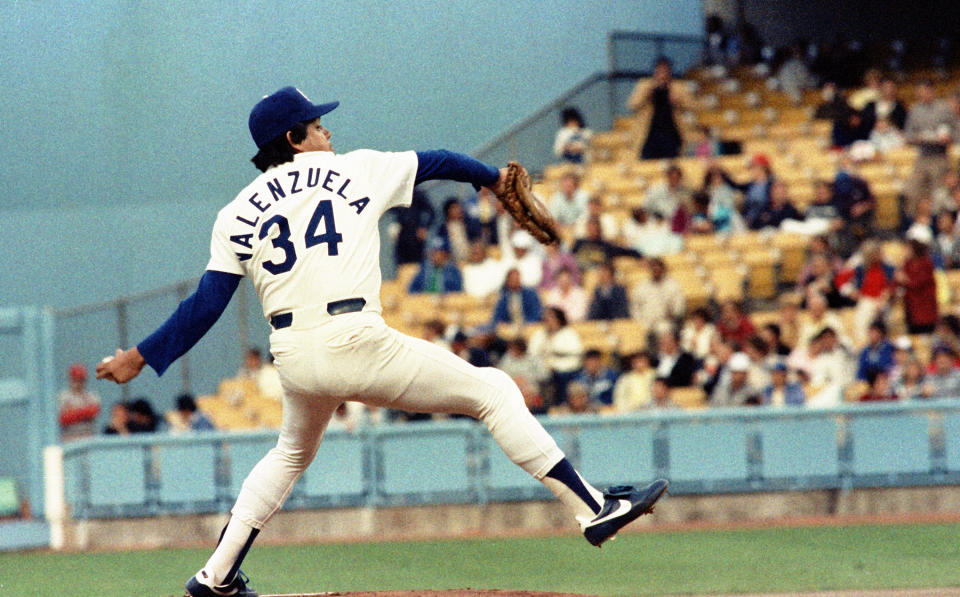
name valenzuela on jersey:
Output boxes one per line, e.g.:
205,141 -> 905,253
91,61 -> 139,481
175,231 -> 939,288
227,166 -> 370,253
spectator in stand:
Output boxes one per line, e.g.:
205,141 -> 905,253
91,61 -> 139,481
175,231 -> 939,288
860,370 -> 898,402
587,261 -> 630,321
528,307 -> 583,405
572,216 -> 642,271
475,187 -> 502,246
716,300 -> 756,348
103,401 -> 130,435
804,182 -> 846,253
903,79 -> 958,219
889,335 -> 913,384
622,210 -> 683,258
574,349 -> 619,407
630,257 -> 685,330
925,347 -> 960,398
932,315 -> 960,358
832,155 -> 875,250
814,82 -> 848,122
796,291 -> 848,350
628,57 -> 689,160
436,197 -> 480,265
126,397 -> 161,433
831,106 -> 871,149
491,268 -> 542,326
685,125 -> 720,159
548,171 -> 590,229
762,362 -> 805,407
868,117 -> 905,155
553,107 -> 592,165
760,323 -> 793,357
650,377 -> 679,409
237,347 -> 263,380
701,165 -> 745,234
392,188 -> 435,266
687,191 -> 714,235
894,357 -> 930,400
166,394 -> 215,433
612,351 -> 656,412
848,68 -> 883,111
845,240 -> 895,347
680,307 -> 718,360
502,230 -> 543,289
856,320 -> 895,382
932,171 -> 960,216
462,241 -> 505,300
654,326 -> 699,388
897,233 -> 939,334
743,335 -> 775,390
775,44 -> 816,102
543,267 -> 588,323
796,244 -> 848,309
804,327 -> 853,408
750,180 -> 803,230
572,196 -> 619,242
712,352 -> 761,407
549,382 -> 598,416
777,292 -> 803,350
408,237 -> 463,294
539,242 -> 581,292
57,363 -> 101,442
863,77 -> 908,130
498,338 -> 547,393
728,155 -> 774,229
700,335 -> 735,397
643,165 -> 692,227
933,211 -> 960,269
422,319 -> 450,351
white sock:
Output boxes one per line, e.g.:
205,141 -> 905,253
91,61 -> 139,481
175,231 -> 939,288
199,518 -> 259,587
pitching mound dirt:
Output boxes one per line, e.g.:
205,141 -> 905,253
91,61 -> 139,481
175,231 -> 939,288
263,588 -> 960,597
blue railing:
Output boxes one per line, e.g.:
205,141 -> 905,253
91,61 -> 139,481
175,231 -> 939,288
0,308 -> 56,518
61,399 -> 960,520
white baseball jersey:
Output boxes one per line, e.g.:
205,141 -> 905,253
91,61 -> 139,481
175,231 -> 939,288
206,150 -> 417,320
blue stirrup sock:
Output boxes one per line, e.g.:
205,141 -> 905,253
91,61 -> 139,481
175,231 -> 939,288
543,458 -> 604,520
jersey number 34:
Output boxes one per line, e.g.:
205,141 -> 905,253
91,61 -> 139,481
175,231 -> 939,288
259,200 -> 343,275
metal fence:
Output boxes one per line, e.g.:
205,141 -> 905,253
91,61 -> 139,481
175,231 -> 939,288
59,399 -> 960,520
50,277 -> 273,426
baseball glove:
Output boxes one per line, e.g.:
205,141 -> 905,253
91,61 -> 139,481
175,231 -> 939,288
495,161 -> 560,245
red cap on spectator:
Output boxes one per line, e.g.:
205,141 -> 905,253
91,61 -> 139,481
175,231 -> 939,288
68,363 -> 87,382
750,154 -> 771,168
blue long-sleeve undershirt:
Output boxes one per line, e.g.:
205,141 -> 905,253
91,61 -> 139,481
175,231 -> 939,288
138,150 -> 493,376
137,270 -> 242,376
415,150 -> 499,189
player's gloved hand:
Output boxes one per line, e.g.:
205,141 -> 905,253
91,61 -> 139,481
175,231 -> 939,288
95,347 -> 146,384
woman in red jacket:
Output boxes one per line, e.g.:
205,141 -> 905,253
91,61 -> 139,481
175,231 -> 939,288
896,236 -> 938,334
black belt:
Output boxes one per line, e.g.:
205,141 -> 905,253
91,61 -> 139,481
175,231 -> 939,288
270,297 -> 366,330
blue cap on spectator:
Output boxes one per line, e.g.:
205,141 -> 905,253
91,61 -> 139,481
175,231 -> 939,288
770,361 -> 788,373
249,87 -> 339,148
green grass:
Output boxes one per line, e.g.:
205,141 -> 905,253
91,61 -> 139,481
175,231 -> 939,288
3,523 -> 960,596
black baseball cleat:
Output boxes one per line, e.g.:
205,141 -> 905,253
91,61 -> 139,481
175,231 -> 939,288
581,479 -> 669,547
185,570 -> 258,597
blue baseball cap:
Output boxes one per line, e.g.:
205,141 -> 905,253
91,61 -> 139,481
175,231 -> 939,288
248,86 -> 339,148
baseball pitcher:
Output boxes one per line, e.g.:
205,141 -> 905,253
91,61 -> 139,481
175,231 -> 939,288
97,86 -> 667,597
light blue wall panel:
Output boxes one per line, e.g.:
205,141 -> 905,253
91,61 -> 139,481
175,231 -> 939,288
668,421 -> 749,483
303,433 -> 365,498
848,415 -> 930,476
87,446 -> 146,507
156,443 -> 217,504
760,417 -> 840,480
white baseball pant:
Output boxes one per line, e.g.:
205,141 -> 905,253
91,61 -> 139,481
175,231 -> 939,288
230,311 -> 566,529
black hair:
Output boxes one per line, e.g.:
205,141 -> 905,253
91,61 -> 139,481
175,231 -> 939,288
442,197 -> 461,218
584,349 -> 603,360
251,120 -> 311,173
547,306 -> 568,327
560,107 -> 585,128
869,319 -> 888,336
176,393 -> 197,413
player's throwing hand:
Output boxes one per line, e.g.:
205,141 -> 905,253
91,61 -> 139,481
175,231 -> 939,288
95,347 -> 147,384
